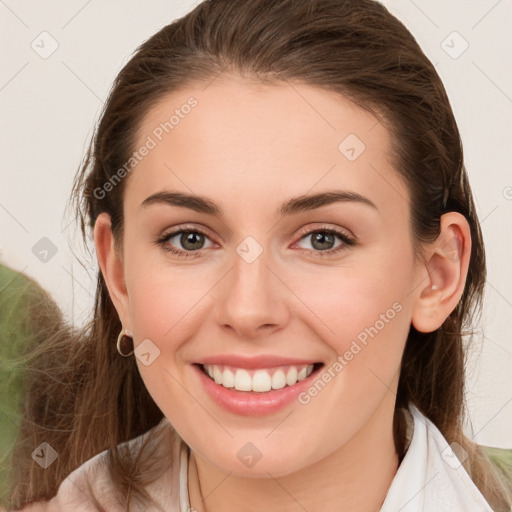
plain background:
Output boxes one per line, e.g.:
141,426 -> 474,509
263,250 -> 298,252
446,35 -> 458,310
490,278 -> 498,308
0,0 -> 511,448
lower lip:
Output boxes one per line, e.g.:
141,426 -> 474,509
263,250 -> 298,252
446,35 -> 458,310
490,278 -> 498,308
192,364 -> 322,416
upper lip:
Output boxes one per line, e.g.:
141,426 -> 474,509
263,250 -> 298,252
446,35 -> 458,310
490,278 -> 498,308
195,355 -> 320,369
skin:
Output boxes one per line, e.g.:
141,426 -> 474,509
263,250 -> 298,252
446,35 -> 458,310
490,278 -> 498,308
94,74 -> 471,512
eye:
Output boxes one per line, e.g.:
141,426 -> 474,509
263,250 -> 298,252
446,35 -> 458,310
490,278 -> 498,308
293,225 -> 355,258
156,227 -> 215,258
155,224 -> 356,260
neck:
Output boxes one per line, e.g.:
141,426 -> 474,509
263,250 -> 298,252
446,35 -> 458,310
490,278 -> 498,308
188,401 -> 402,512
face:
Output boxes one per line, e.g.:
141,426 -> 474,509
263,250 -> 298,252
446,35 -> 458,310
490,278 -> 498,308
110,74 -> 423,477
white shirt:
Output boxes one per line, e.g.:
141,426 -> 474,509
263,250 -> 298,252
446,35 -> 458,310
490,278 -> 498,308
22,402 -> 495,511
378,403 -> 494,511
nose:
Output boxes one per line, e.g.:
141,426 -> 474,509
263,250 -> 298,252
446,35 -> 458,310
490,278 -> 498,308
215,247 -> 290,340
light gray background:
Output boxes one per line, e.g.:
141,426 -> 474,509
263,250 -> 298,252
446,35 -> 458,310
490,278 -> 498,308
1,0 -> 511,448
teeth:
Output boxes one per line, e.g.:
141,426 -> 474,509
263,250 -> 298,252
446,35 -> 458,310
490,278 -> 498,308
297,367 -> 308,381
203,364 -> 315,392
285,366 -> 297,386
213,366 -> 223,384
234,369 -> 252,391
223,368 -> 235,388
271,370 -> 286,390
252,370 -> 272,392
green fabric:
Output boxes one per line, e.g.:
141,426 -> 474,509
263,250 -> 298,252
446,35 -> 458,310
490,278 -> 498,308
484,446 -> 512,476
0,264 -> 51,502
481,445 -> 512,502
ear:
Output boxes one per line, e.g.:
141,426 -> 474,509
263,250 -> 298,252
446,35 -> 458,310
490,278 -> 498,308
411,212 -> 472,333
93,212 -> 132,332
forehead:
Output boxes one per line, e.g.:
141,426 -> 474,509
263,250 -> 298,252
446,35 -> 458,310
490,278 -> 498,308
126,75 -> 407,218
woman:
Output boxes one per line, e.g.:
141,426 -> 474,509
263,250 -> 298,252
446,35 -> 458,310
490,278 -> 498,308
7,0 -> 511,510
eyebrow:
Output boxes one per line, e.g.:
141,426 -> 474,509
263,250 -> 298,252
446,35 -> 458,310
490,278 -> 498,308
141,190 -> 378,217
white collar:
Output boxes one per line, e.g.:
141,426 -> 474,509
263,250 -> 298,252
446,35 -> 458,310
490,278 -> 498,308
379,403 -> 493,511
178,403 -> 494,512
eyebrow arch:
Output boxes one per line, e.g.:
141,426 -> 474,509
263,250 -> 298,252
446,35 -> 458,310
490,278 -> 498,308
141,190 -> 378,218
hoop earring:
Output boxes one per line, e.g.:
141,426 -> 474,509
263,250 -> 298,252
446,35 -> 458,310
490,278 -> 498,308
116,329 -> 134,357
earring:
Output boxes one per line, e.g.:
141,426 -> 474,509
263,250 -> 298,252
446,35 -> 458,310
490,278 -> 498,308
116,329 -> 134,357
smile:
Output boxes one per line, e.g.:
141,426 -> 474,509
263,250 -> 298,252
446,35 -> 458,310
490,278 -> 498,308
201,363 -> 316,392
192,356 -> 324,415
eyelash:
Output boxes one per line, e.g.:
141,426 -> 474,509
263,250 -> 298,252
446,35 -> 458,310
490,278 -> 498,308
155,224 -> 356,260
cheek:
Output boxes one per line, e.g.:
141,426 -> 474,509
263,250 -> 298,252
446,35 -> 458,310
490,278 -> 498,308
123,264 -> 210,421
125,251 -> 214,347
289,248 -> 414,381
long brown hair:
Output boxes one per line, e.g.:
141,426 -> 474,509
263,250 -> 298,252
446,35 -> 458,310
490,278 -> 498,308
7,0 -> 511,510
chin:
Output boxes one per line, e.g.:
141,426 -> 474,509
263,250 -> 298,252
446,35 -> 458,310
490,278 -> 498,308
194,436 -> 322,479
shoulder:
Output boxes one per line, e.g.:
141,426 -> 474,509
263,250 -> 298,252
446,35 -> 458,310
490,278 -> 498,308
16,417 -> 184,512
16,450 -> 124,512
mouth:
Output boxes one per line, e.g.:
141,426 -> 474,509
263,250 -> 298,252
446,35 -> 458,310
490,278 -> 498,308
195,362 -> 324,393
